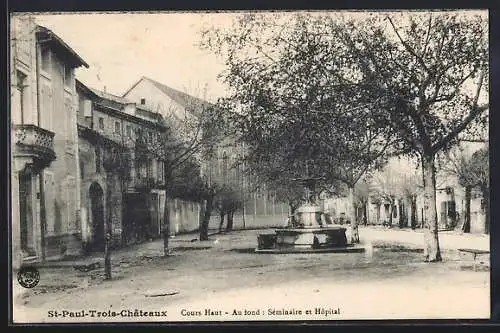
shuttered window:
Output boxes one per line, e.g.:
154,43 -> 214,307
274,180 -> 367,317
40,83 -> 53,130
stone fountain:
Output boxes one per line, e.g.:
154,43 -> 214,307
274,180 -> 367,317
255,166 -> 364,253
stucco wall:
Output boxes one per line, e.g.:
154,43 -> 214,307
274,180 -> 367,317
123,78 -> 186,120
39,45 -> 81,258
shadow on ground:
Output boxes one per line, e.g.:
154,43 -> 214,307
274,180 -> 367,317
15,228 -> 489,310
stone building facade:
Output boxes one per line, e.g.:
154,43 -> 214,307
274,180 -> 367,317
10,17 -> 88,268
76,80 -> 169,250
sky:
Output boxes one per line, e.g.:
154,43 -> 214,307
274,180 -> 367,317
30,10 -> 487,104
33,13 -> 238,101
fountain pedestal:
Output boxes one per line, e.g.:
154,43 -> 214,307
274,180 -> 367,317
255,172 -> 364,254
255,204 -> 363,253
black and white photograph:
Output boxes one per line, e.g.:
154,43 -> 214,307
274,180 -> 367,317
9,10 -> 490,322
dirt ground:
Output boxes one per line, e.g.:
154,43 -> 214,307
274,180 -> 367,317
12,226 -> 490,322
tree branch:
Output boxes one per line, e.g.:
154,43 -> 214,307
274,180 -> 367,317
386,16 -> 429,73
432,67 -> 487,153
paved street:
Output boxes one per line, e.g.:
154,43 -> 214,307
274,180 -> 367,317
13,227 -> 490,322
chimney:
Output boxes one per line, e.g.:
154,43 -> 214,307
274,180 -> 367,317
103,86 -> 107,93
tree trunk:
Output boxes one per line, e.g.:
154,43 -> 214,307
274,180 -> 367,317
363,203 -> 368,226
388,199 -> 393,227
422,154 -> 442,262
462,185 -> 472,233
348,185 -> 359,243
162,193 -> 171,256
226,211 -> 234,232
289,203 -> 298,226
410,195 -> 417,230
104,172 -> 113,279
219,212 -> 225,233
200,193 -> 214,241
242,204 -> 246,229
162,166 -> 172,256
482,187 -> 489,234
398,199 -> 405,228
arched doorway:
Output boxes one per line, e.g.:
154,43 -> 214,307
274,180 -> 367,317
89,182 -> 105,252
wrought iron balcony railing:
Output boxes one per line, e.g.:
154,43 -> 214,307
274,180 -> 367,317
13,124 -> 56,165
130,176 -> 166,192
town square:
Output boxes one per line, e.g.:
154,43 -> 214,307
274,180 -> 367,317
9,10 -> 489,322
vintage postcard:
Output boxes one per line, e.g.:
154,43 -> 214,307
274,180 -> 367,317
10,10 -> 490,323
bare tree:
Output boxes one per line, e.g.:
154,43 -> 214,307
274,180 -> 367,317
333,13 -> 488,261
371,162 -> 421,229
201,12 -> 487,257
201,14 -> 395,244
135,89 -> 226,255
442,145 -> 489,233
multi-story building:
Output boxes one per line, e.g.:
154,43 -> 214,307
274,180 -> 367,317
122,76 -> 288,228
10,16 -> 88,268
76,80 -> 170,249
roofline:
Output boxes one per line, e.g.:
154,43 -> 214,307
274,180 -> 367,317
122,77 -> 146,98
77,124 -> 124,147
91,85 -> 163,120
93,102 -> 167,131
76,79 -> 100,99
123,76 -> 216,120
36,25 -> 89,68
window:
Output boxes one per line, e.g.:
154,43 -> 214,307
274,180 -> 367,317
41,47 -> 50,72
98,117 -> 104,130
114,121 -> 121,134
64,65 -> 72,87
157,162 -> 164,183
15,71 -> 27,124
126,125 -> 132,137
80,161 -> 84,179
95,147 -> 101,173
140,98 -> 146,105
65,96 -> 74,144
83,100 -> 92,117
40,83 -> 53,130
148,131 -> 153,141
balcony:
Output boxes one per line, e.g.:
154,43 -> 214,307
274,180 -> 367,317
13,124 -> 56,168
128,176 -> 165,193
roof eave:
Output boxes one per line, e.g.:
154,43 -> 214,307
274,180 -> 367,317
76,79 -> 101,100
36,26 -> 89,68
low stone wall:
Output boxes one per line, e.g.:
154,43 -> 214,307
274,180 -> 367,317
209,214 -> 287,231
168,199 -> 202,235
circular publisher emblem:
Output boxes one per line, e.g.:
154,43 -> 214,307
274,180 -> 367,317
17,266 -> 40,289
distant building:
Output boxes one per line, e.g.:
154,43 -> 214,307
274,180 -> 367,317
122,76 -> 287,228
10,17 -> 89,268
324,146 -> 488,233
76,80 -> 170,250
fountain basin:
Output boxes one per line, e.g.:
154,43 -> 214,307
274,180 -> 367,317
255,225 -> 361,254
275,227 -> 348,248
